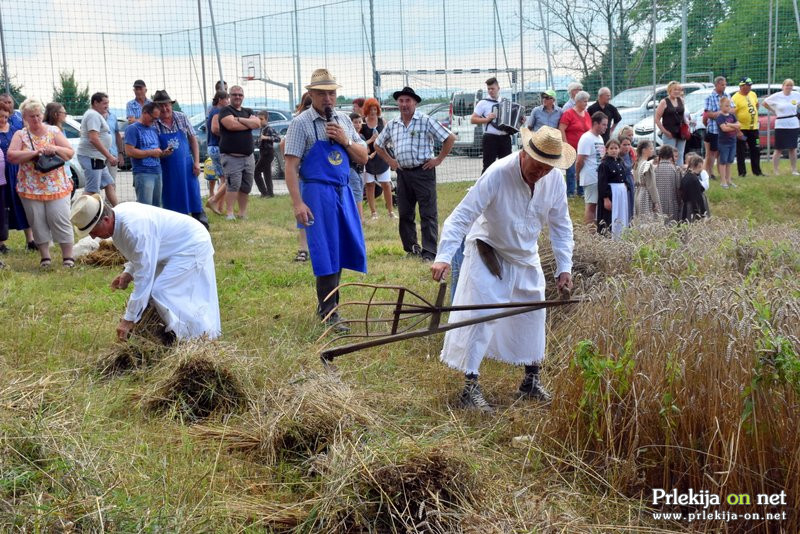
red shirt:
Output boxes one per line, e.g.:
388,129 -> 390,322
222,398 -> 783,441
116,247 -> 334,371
559,108 -> 592,149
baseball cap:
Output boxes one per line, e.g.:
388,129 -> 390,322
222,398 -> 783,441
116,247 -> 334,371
541,89 -> 556,99
133,79 -> 146,88
739,77 -> 753,86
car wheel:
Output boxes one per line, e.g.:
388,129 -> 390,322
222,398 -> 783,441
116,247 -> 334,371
271,156 -> 283,179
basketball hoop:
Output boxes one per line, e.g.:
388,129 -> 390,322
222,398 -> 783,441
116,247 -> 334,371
241,54 -> 262,83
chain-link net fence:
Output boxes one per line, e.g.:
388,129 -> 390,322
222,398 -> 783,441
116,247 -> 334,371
1,0 -> 798,201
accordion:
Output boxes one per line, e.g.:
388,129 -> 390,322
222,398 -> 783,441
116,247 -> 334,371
491,99 -> 524,134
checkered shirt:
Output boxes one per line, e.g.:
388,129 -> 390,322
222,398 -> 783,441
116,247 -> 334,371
375,111 -> 452,168
284,107 -> 365,161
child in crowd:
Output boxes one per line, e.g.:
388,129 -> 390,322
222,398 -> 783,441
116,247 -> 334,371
596,139 -> 630,239
349,112 -> 366,221
255,111 -> 281,198
680,154 -> 708,222
715,97 -> 741,189
619,136 -> 636,217
633,140 -> 660,218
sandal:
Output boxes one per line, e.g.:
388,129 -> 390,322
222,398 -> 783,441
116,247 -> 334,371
294,250 -> 309,262
40,258 -> 52,269
62,257 -> 75,268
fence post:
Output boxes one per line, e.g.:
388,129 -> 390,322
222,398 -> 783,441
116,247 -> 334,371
651,0 -> 657,145
102,32 -> 109,91
159,34 -> 166,88
0,4 -> 9,95
680,0 -> 687,83
519,0 -> 524,106
207,0 -> 224,87
370,0 -> 377,98
293,0 -> 301,100
197,0 -> 208,113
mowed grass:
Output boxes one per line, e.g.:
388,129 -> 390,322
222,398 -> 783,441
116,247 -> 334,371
0,164 -> 799,532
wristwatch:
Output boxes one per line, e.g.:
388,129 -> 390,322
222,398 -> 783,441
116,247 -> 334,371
347,138 -> 352,147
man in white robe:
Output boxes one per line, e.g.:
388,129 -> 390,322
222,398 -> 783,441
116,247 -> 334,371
70,194 -> 221,342
431,126 -> 575,412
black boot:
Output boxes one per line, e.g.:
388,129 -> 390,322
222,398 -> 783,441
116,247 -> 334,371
459,374 -> 494,413
518,366 -> 551,402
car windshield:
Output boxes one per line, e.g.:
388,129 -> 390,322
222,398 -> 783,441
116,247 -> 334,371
683,92 -> 709,113
611,88 -> 653,108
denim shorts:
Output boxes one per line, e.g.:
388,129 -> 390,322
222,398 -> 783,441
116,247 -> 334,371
718,142 -> 736,165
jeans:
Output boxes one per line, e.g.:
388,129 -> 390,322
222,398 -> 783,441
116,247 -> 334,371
566,163 -> 581,196
133,169 -> 162,207
450,239 -> 466,302
662,136 -> 686,165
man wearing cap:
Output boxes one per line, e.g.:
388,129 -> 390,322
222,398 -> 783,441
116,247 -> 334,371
284,68 -> 369,332
430,126 -> 574,411
70,194 -> 221,342
731,77 -> 763,178
587,87 -> 622,143
562,82 -> 583,111
152,90 -> 207,229
374,86 -> 456,261
527,89 -> 562,132
471,77 -> 512,173
126,80 -> 151,124
124,102 -> 164,206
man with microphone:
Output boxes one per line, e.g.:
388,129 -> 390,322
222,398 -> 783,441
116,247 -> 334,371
283,69 -> 368,332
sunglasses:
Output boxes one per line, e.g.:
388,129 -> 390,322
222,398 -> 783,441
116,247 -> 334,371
230,93 -> 244,97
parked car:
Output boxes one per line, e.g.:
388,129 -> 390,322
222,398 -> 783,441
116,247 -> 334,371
611,82 -> 712,138
59,116 -> 86,192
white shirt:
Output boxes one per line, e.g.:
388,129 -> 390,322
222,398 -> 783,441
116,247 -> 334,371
577,131 -> 605,186
435,153 -> 573,276
699,169 -> 709,191
78,108 -> 112,160
474,99 -> 506,136
113,202 -> 214,322
764,91 -> 800,129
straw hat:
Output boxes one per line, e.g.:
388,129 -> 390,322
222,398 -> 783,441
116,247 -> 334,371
519,126 -> 576,169
305,69 -> 342,91
70,193 -> 105,238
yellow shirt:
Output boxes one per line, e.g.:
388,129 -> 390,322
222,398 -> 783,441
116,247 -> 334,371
731,91 -> 759,130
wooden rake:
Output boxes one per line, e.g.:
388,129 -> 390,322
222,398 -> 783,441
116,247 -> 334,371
317,281 -> 579,364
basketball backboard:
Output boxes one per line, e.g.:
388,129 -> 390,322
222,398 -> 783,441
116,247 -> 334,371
241,54 -> 262,80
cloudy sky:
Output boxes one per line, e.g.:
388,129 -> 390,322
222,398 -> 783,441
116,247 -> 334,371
1,0 -> 613,115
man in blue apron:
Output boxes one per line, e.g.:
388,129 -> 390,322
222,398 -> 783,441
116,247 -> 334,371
283,69 -> 369,333
152,90 -> 208,230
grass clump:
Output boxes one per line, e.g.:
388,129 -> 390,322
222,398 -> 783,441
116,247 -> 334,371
141,341 -> 249,423
194,370 -> 377,464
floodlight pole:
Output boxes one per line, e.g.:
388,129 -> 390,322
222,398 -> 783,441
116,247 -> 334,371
0,4 -> 9,95
207,0 -> 224,86
197,0 -> 208,113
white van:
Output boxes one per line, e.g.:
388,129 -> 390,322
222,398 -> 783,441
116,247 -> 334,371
449,90 -> 484,156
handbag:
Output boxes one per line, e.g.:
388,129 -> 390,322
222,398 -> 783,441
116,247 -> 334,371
679,122 -> 692,141
27,129 -> 65,173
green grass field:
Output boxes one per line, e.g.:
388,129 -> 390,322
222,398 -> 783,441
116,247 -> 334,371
1,168 -> 799,532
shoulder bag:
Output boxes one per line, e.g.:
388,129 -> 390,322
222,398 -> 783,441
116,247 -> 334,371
27,129 -> 65,173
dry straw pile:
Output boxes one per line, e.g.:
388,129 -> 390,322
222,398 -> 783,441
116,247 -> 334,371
140,341 -> 251,423
537,218 -> 800,530
79,239 -> 126,267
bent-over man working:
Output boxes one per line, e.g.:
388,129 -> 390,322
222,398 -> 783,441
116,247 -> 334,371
70,194 -> 221,342
430,126 -> 574,412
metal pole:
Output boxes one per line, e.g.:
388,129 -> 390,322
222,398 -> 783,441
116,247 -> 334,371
399,0 -> 407,87
323,6 -> 328,68
794,0 -> 800,42
361,0 -> 367,96
538,0 -> 554,89
197,0 -> 208,113
519,0 -> 524,106
262,17 -> 267,106
159,34 -> 166,88
102,33 -> 109,91
608,8 -> 615,94
773,0 -> 779,83
493,0 -> 498,71
207,0 -> 224,85
680,0 -> 687,83
0,4 -> 10,95
370,0 -> 377,98
652,0 -> 657,145
443,0 -> 449,96
293,0 -> 302,99
48,33 -> 55,91
767,0 -> 773,156
233,21 -> 239,86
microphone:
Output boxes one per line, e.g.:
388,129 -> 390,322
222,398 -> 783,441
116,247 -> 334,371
324,106 -> 334,145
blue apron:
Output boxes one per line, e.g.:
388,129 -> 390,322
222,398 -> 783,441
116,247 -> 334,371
299,126 -> 367,277
158,128 -> 203,215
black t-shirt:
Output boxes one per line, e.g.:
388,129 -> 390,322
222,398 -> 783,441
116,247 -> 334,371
587,102 -> 622,142
218,105 -> 255,155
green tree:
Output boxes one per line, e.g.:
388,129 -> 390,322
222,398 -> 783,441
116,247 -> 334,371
0,72 -> 26,103
52,71 -> 89,115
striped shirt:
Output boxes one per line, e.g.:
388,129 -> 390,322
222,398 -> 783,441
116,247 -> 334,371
284,106 -> 365,161
155,111 -> 196,137
126,98 -> 152,120
704,90 -> 726,134
375,111 -> 452,168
